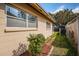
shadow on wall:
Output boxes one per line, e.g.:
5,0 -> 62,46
12,43 -> 27,56
69,30 -> 78,49
69,30 -> 74,39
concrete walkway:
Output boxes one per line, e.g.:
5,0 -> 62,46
47,46 -> 54,56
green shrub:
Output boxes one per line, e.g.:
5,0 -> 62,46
28,34 -> 45,56
36,34 -> 45,44
51,32 -> 77,56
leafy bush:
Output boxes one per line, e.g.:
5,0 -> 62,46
36,34 -> 45,44
28,34 -> 45,56
51,32 -> 77,56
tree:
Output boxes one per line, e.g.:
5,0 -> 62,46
49,9 -> 78,25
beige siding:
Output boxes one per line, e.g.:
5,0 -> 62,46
0,4 -> 53,55
0,4 -> 6,34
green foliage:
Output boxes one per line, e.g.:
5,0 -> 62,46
28,34 -> 45,56
51,32 -> 77,56
36,34 -> 45,44
52,32 -> 59,38
49,9 -> 78,25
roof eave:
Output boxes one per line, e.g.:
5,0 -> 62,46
29,3 -> 56,23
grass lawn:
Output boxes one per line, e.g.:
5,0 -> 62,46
50,32 -> 77,56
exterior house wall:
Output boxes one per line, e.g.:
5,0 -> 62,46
0,4 -> 53,55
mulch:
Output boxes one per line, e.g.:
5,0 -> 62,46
40,43 -> 52,56
20,50 -> 31,56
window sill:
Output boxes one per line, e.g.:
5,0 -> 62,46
5,27 -> 37,32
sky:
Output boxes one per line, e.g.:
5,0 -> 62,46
39,3 -> 79,14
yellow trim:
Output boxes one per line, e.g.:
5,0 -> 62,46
29,3 -> 56,23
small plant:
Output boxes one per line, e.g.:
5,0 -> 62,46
28,34 -> 45,56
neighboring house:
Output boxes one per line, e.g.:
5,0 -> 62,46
0,3 -> 55,55
66,16 -> 79,54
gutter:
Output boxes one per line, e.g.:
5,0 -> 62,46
11,3 -> 55,23
29,3 -> 56,23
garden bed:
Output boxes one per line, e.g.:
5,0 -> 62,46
40,42 -> 52,56
20,32 -> 77,56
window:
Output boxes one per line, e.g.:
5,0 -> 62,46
6,5 -> 37,28
28,14 -> 37,28
18,11 -> 26,20
46,22 -> 51,29
6,5 -> 18,17
6,5 -> 26,27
